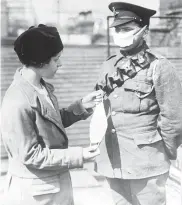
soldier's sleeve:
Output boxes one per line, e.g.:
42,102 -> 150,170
153,58 -> 182,159
94,62 -> 108,90
94,56 -> 115,91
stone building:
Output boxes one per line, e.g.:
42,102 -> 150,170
149,0 -> 182,46
1,0 -> 36,37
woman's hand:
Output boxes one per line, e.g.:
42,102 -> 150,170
83,145 -> 100,161
82,90 -> 104,109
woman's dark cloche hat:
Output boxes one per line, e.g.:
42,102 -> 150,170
14,24 -> 63,65
109,2 -> 156,27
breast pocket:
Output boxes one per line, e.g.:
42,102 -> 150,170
134,81 -> 154,99
122,81 -> 154,113
136,81 -> 155,112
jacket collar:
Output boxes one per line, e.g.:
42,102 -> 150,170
114,41 -> 150,65
13,68 -> 66,136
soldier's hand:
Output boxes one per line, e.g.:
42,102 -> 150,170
82,90 -> 104,109
83,145 -> 100,161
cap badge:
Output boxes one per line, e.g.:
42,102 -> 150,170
112,7 -> 119,16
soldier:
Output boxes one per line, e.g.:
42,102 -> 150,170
94,2 -> 182,205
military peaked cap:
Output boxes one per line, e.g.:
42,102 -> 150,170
109,2 -> 156,27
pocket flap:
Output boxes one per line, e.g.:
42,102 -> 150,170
124,81 -> 153,94
133,131 -> 162,146
31,175 -> 60,196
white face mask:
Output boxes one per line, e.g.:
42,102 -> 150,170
112,25 -> 148,48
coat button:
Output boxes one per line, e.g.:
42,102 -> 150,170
113,94 -> 118,98
111,111 -> 116,116
111,129 -> 116,134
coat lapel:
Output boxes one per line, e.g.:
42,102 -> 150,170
36,92 -> 65,129
14,68 -> 67,137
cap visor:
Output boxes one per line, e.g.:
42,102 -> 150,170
109,19 -> 134,28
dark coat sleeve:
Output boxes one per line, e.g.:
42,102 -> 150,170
60,99 -> 93,128
153,58 -> 182,159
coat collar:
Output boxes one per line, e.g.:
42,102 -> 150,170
114,41 -> 150,65
13,68 -> 66,136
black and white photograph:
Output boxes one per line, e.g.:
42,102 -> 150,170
0,0 -> 182,204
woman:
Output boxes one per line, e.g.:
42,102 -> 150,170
1,24 -> 102,205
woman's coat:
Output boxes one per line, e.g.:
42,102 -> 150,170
1,68 -> 91,205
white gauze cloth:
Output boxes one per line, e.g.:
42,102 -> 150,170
89,101 -> 108,145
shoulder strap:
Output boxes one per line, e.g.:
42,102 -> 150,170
147,49 -> 165,60
152,59 -> 160,84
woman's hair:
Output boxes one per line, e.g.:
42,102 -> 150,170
24,51 -> 60,68
14,24 -> 63,67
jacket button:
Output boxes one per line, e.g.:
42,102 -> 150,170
111,111 -> 116,116
111,129 -> 116,134
113,94 -> 118,98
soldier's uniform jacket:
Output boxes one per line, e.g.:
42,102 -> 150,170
94,42 -> 182,179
